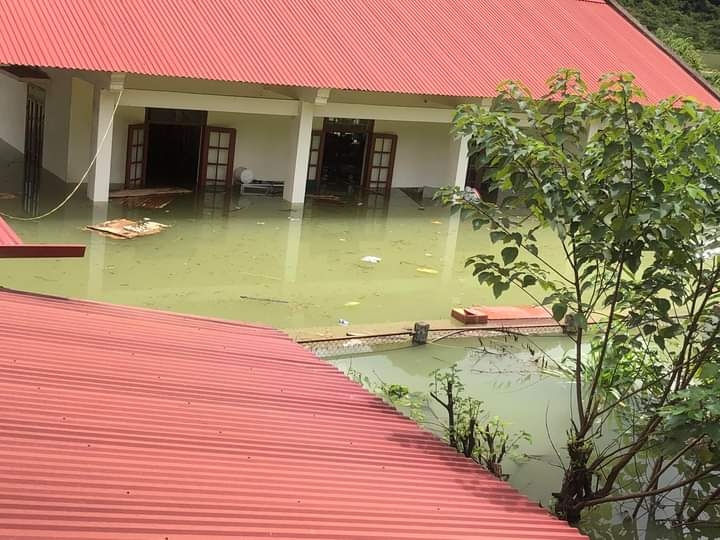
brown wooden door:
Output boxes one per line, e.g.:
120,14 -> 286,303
364,133 -> 397,196
307,130 -> 324,192
124,123 -> 147,189
199,127 -> 236,191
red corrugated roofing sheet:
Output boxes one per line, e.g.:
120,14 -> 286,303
0,217 -> 85,258
0,0 -> 717,106
0,288 -> 588,539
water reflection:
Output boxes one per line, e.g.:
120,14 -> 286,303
0,187 -> 565,328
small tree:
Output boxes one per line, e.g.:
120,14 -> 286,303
442,69 -> 720,526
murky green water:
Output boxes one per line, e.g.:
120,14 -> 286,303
0,187 -> 562,329
330,337 -> 720,540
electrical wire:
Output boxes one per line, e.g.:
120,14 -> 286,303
0,89 -> 124,221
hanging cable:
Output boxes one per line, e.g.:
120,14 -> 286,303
0,88 -> 124,221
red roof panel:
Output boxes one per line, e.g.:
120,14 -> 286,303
0,0 -> 717,106
0,288 -> 587,539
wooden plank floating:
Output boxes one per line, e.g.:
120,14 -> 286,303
109,187 -> 192,198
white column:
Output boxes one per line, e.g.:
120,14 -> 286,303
87,89 -> 117,202
448,134 -> 470,188
66,77 -> 94,183
284,102 -> 314,204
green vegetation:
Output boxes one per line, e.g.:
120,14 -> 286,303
655,28 -> 720,88
620,0 -> 720,51
442,69 -> 720,529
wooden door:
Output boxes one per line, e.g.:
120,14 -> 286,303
364,133 -> 397,196
124,124 -> 147,189
199,127 -> 236,191
23,84 -> 45,214
307,130 -> 324,192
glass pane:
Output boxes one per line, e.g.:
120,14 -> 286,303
312,135 -> 320,149
380,153 -> 390,167
383,138 -> 393,152
132,130 -> 139,144
218,149 -> 229,165
206,165 -> 217,180
374,138 -> 383,151
309,151 -> 318,166
217,165 -> 227,180
209,131 -> 220,147
132,146 -> 140,162
308,166 -> 316,180
137,129 -> 144,144
132,163 -> 141,179
208,148 -> 219,164
372,153 -> 381,167
219,132 -> 230,147
371,168 -> 379,182
379,168 -> 388,182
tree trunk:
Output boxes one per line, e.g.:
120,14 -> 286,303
553,438 -> 594,523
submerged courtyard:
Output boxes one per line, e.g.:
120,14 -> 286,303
0,187 -> 560,332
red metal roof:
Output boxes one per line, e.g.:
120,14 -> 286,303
0,288 -> 587,539
0,0 -> 717,106
0,217 -> 85,258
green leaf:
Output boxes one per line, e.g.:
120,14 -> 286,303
551,303 -> 568,322
490,231 -> 506,244
522,275 -> 537,287
501,247 -> 519,265
492,281 -> 510,298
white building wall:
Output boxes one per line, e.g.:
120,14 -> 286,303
207,112 -> 294,182
42,69 -> 73,181
0,71 -> 26,152
373,120 -> 454,188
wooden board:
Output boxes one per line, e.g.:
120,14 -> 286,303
109,187 -> 192,199
85,218 -> 169,239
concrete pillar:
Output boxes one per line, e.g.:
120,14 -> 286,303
66,77 -> 94,184
448,134 -> 470,188
284,101 -> 314,204
87,89 -> 117,202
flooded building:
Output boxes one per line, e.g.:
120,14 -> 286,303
0,0 -> 718,208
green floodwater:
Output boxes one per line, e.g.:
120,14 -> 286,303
5,186 -> 718,539
330,338 -> 720,540
0,187 -> 562,329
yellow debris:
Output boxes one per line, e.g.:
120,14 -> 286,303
416,267 -> 439,275
344,301 -> 361,307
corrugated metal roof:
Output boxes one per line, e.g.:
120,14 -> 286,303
0,0 -> 717,106
0,288 -> 588,539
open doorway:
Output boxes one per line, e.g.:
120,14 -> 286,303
321,131 -> 368,195
146,124 -> 201,190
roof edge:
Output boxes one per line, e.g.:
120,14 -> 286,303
605,0 -> 720,105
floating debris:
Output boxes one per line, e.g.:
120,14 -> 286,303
431,220 -> 442,225
0,192 -> 17,200
416,267 -> 439,275
109,187 -> 192,198
85,218 -> 169,239
338,319 -> 350,326
239,295 -> 289,304
361,256 -> 382,264
343,301 -> 361,307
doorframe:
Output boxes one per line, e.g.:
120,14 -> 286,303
124,108 -> 209,190
314,118 -> 375,193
